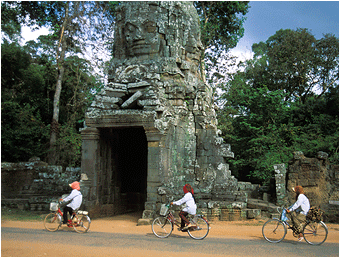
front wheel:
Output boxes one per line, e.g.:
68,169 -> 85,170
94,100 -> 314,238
262,219 -> 287,243
303,221 -> 328,245
44,213 -> 62,232
152,216 -> 173,238
187,216 -> 209,240
73,215 -> 91,233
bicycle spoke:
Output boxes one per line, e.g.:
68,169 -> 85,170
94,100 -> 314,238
73,215 -> 91,233
303,221 -> 328,245
152,217 -> 173,238
44,213 -> 61,232
187,216 -> 209,240
262,219 -> 286,243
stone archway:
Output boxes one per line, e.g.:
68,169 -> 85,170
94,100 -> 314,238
80,111 -> 163,217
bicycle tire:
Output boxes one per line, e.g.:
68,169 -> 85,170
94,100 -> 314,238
44,212 -> 62,232
187,216 -> 209,240
303,221 -> 328,245
152,216 -> 173,238
262,219 -> 287,243
73,215 -> 91,233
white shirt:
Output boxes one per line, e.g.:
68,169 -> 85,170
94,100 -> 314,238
173,192 -> 197,215
63,189 -> 82,211
289,194 -> 310,215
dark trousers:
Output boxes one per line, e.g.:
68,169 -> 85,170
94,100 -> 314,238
179,211 -> 190,228
63,206 -> 73,223
288,211 -> 306,233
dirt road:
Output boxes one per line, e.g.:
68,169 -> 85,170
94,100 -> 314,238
2,213 -> 339,256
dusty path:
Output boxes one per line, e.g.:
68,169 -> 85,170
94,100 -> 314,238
2,213 -> 339,257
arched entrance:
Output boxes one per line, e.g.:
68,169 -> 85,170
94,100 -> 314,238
99,127 -> 147,214
81,111 -> 163,217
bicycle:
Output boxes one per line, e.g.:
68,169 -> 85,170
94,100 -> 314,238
44,200 -> 91,233
151,203 -> 210,240
262,206 -> 328,245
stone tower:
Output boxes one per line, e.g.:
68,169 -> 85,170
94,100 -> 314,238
81,1 -> 240,218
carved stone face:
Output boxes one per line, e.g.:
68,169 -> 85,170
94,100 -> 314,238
125,19 -> 161,57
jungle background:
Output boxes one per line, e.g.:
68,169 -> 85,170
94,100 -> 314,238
1,1 -> 338,186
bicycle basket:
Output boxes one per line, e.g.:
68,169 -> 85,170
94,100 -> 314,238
160,204 -> 168,216
50,202 -> 59,211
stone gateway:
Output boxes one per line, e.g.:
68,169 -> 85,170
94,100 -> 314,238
81,1 -> 249,220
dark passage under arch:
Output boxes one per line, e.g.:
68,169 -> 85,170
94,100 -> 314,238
100,127 -> 147,214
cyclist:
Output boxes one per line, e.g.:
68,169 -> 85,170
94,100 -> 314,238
171,184 -> 197,231
286,185 -> 310,241
60,181 -> 82,225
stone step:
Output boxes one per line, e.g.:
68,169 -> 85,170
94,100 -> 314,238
247,198 -> 280,213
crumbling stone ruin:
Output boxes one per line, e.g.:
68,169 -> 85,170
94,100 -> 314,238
81,1 -> 256,221
286,151 -> 339,222
1,157 -> 81,211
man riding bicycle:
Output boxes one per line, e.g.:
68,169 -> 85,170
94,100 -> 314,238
60,181 -> 82,225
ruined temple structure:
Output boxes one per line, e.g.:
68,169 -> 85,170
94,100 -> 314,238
81,1 -> 253,220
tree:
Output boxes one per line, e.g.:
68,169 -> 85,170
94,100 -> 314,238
194,1 -> 249,87
1,1 -> 118,165
1,41 -> 51,161
3,1 -> 117,164
251,29 -> 339,103
218,29 -> 339,184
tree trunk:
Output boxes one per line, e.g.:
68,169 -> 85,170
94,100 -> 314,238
48,3 -> 69,165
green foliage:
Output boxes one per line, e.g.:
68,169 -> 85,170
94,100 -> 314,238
1,38 -> 100,166
57,124 -> 82,167
194,1 -> 249,94
1,101 -> 49,162
218,29 -> 339,184
194,1 -> 249,51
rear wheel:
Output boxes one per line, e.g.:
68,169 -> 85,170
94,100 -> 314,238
152,216 -> 173,238
187,216 -> 209,240
44,213 -> 61,232
73,215 -> 91,233
303,221 -> 328,245
262,219 -> 287,243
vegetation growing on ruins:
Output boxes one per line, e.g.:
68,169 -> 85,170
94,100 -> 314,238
1,1 -> 338,185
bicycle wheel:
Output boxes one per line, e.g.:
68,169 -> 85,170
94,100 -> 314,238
262,219 -> 287,243
44,213 -> 62,232
187,216 -> 209,240
303,221 -> 328,245
152,216 -> 173,238
73,215 -> 91,233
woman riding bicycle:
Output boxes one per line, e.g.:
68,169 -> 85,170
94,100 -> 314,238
171,184 -> 197,231
60,181 -> 82,225
286,185 -> 310,241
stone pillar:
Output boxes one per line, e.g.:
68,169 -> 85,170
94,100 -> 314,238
274,163 -> 286,206
139,127 -> 163,223
81,127 -> 100,211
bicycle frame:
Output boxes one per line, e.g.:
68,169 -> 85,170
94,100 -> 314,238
52,206 -> 81,227
164,210 -> 181,228
164,207 -> 209,229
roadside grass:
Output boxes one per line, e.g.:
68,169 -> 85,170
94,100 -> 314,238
1,207 -> 45,221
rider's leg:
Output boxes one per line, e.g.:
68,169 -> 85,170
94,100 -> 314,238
289,211 -> 306,240
179,211 -> 189,228
63,206 -> 73,224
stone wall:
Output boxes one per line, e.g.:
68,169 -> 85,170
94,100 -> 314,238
1,157 -> 262,222
285,151 -> 339,222
1,157 -> 82,211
